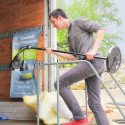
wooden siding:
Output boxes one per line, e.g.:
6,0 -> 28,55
0,0 -> 44,32
0,0 -> 45,101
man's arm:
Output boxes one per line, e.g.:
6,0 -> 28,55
86,29 -> 105,60
46,48 -> 77,60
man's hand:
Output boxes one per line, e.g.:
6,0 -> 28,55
86,49 -> 97,60
45,48 -> 53,54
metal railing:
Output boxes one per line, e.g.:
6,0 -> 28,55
35,60 -> 125,125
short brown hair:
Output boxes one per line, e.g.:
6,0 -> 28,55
49,8 -> 68,19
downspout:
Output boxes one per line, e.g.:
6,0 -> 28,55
44,0 -> 57,91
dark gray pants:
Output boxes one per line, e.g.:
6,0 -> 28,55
54,61 -> 109,125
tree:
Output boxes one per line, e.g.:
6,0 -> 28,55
57,0 -> 122,56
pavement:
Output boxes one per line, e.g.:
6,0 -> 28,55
72,88 -> 125,125
72,87 -> 125,106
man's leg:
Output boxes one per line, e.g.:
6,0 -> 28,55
54,61 -> 97,120
85,75 -> 109,125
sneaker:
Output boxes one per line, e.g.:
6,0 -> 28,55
63,118 -> 88,125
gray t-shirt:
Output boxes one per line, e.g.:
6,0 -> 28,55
68,17 -> 104,73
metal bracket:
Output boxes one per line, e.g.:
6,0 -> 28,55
0,26 -> 44,39
0,64 -> 10,72
112,119 -> 125,124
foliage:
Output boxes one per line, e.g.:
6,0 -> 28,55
56,0 -> 122,56
100,33 -> 122,56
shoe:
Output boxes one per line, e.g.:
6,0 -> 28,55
63,118 -> 88,125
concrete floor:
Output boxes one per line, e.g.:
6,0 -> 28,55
0,89 -> 124,125
72,89 -> 125,125
72,88 -> 125,107
0,120 -> 43,125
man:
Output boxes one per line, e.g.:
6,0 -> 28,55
46,9 -> 109,125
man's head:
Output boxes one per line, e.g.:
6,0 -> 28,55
49,8 -> 68,19
49,9 -> 69,30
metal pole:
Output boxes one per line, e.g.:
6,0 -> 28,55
56,59 -> 60,125
30,47 -> 106,60
109,73 -> 125,96
35,62 -> 43,125
85,85 -> 88,117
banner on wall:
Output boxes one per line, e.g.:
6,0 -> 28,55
10,30 -> 41,98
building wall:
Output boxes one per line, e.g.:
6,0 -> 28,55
0,0 -> 44,101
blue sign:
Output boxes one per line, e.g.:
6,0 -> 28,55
10,30 -> 41,98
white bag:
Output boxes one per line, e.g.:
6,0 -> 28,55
23,91 -> 72,125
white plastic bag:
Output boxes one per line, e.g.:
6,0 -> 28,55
51,92 -> 73,119
23,91 -> 72,125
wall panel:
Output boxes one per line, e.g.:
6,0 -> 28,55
0,0 -> 45,101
